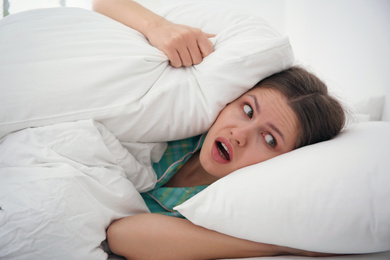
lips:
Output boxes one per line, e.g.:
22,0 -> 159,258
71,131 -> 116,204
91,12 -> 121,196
212,137 -> 233,164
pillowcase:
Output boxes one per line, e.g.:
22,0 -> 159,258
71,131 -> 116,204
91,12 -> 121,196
350,95 -> 385,122
0,4 -> 294,142
175,121 -> 390,254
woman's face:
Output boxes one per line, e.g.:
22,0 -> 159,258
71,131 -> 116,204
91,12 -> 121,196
199,87 -> 299,178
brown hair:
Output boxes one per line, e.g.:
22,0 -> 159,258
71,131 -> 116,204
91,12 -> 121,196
255,66 -> 345,148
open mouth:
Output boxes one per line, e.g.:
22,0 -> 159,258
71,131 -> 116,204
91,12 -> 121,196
216,141 -> 230,161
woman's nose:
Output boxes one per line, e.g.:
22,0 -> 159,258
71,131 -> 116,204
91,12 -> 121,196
230,125 -> 253,146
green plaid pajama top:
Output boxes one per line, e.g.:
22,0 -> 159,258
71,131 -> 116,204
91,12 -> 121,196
141,134 -> 207,218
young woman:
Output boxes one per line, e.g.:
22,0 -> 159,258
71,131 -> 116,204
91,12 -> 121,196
92,1 -> 346,259
105,67 -> 345,259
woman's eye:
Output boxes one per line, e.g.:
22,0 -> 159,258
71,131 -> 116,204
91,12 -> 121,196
243,104 -> 253,118
264,133 -> 277,147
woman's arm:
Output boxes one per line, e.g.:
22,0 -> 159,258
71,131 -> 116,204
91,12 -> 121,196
107,213 -> 333,260
92,0 -> 214,67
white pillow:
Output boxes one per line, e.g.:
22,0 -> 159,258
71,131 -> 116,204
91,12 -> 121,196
0,4 -> 293,142
351,95 -> 385,122
175,122 -> 390,254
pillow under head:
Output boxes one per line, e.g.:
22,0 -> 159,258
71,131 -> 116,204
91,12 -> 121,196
175,121 -> 390,254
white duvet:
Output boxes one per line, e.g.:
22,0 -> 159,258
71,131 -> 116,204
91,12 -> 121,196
0,120 -> 166,259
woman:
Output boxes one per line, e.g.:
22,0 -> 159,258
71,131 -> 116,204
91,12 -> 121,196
106,67 -> 345,259
92,1 -> 346,259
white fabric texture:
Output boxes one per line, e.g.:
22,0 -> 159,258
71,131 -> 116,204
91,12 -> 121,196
0,120 -> 166,260
0,5 -> 294,142
350,95 -> 385,122
175,122 -> 390,254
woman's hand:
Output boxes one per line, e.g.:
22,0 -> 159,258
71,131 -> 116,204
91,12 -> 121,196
92,0 -> 215,67
145,20 -> 215,67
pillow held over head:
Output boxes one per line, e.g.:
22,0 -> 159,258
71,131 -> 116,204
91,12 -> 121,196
0,3 -> 293,142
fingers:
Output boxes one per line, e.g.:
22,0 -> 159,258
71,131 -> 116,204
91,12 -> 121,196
163,38 -> 193,68
171,30 -> 214,67
175,44 -> 194,67
185,34 -> 204,66
147,21 -> 215,67
164,49 -> 182,68
198,33 -> 215,58
165,29 -> 215,67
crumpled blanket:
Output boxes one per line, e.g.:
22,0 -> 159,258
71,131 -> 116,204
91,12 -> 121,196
0,120 -> 166,259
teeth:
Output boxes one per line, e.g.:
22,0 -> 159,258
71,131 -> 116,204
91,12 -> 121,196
217,141 -> 230,161
218,148 -> 226,159
221,143 -> 229,154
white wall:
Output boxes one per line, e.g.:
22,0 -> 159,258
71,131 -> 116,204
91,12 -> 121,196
137,0 -> 390,121
4,0 -> 92,14
284,0 -> 390,121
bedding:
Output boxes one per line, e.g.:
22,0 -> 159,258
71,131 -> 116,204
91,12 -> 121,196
350,95 -> 385,122
1,2 -> 389,260
0,120 -> 166,259
0,3 -> 293,142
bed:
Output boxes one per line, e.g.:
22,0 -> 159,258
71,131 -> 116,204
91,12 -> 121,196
0,2 -> 389,260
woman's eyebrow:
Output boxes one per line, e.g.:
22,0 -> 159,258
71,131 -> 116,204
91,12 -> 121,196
248,94 -> 260,113
268,123 -> 285,144
249,94 -> 285,144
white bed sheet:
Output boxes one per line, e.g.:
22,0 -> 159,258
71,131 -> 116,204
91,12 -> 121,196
228,251 -> 390,260
225,250 -> 390,260
107,250 -> 390,259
